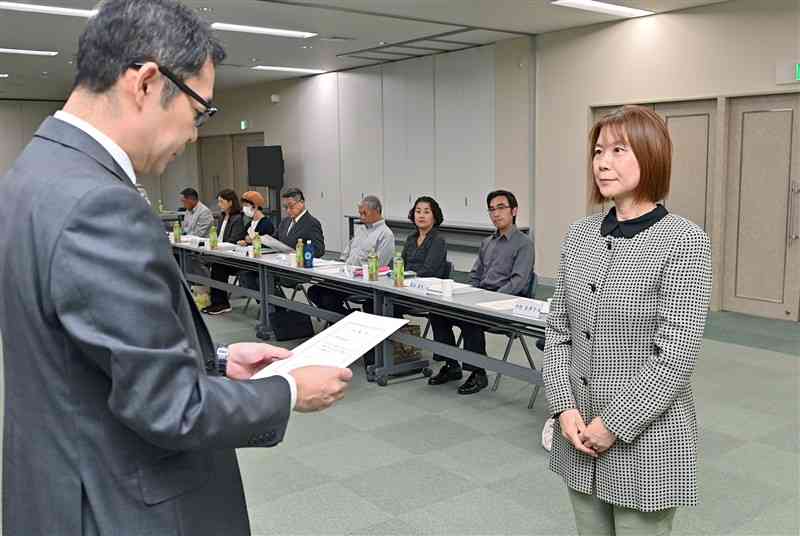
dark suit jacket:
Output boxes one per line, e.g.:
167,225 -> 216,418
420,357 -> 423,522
276,211 -> 325,258
217,211 -> 247,244
0,117 -> 292,535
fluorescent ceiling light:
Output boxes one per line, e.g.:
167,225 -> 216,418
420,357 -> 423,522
0,74 -> 8,78
551,0 -> 653,18
0,2 -> 97,17
0,47 -> 58,56
211,22 -> 316,39
252,65 -> 325,74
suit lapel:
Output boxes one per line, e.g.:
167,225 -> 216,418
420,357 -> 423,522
34,117 -> 135,189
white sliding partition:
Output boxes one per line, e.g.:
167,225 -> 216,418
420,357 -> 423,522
297,73 -> 343,253
382,56 -> 435,220
434,45 -> 495,224
338,65 -> 383,248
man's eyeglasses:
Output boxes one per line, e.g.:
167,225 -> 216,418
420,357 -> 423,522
487,204 -> 510,213
131,62 -> 219,127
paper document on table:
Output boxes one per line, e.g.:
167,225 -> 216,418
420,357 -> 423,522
405,278 -> 481,295
259,233 -> 295,253
476,298 -> 520,311
252,312 -> 408,378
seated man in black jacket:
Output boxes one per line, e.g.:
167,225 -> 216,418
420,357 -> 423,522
276,187 -> 325,256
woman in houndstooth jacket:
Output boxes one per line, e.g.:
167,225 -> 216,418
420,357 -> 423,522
543,105 -> 713,536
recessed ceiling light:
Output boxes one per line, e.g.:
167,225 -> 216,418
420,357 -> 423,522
251,65 -> 326,74
0,47 -> 58,56
0,73 -> 8,78
550,0 -> 653,18
211,22 -> 316,39
199,6 -> 212,12
0,1 -> 97,17
301,45 -> 312,49
378,41 -> 387,45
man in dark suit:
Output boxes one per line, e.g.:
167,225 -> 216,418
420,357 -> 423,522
0,1 -> 351,535
276,187 -> 326,257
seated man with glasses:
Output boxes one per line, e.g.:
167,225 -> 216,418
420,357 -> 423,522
428,189 -> 535,395
275,187 -> 325,256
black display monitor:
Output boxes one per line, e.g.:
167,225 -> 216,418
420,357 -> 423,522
247,145 -> 284,189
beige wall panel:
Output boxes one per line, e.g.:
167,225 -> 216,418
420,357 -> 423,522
536,0 -> 799,278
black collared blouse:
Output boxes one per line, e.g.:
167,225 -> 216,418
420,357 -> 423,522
401,228 -> 448,278
600,204 -> 669,238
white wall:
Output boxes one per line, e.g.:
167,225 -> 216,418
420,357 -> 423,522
191,39 -> 533,259
534,0 -> 800,278
0,100 -> 62,176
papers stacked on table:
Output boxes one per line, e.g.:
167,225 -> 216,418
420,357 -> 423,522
405,278 -> 480,295
477,297 -> 550,319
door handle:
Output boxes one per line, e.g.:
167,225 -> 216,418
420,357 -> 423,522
789,180 -> 800,241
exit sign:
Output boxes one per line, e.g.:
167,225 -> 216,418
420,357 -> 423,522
796,63 -> 800,81
240,120 -> 249,131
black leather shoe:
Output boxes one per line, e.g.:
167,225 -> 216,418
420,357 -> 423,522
458,371 -> 488,395
428,365 -> 463,385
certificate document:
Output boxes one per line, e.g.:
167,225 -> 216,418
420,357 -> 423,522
252,311 -> 408,378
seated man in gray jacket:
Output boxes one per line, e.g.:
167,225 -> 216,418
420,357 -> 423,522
180,187 -> 213,237
429,190 -> 534,395
307,195 -> 394,316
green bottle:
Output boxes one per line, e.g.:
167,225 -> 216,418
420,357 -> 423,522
368,249 -> 379,281
209,226 -> 218,250
393,250 -> 404,287
172,221 -> 181,243
252,233 -> 262,257
295,239 -> 304,267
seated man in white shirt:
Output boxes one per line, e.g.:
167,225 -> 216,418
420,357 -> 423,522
307,195 -> 395,316
180,187 -> 213,238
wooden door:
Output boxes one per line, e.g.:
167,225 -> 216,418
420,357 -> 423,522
723,93 -> 800,321
197,135 -> 233,209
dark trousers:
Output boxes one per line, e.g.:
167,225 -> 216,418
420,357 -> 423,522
429,314 -> 486,373
210,264 -> 239,306
308,285 -> 375,366
307,286 -> 373,316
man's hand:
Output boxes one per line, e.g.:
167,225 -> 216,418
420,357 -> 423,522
226,342 -> 292,380
559,409 -> 597,458
289,366 -> 353,413
580,417 -> 616,454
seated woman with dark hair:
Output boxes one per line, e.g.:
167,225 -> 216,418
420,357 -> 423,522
401,196 -> 448,279
203,188 -> 246,315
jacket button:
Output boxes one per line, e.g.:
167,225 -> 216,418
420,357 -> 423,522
589,283 -> 597,293
584,330 -> 591,341
581,377 -> 588,386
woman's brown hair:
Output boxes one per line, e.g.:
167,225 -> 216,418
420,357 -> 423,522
589,105 -> 672,204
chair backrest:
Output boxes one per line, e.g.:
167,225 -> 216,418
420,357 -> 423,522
444,260 -> 454,278
526,271 -> 538,298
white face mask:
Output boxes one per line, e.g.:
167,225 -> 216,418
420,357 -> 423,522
243,206 -> 255,218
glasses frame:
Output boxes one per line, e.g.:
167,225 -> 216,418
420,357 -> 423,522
130,62 -> 219,127
487,204 -> 511,214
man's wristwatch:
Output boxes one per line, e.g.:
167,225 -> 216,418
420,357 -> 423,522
216,345 -> 229,377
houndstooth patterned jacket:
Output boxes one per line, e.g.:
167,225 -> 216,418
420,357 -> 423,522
543,211 -> 712,512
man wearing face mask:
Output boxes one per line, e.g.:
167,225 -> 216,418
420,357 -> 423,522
238,190 -> 275,246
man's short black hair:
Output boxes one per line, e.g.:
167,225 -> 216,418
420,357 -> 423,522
486,189 -> 519,224
180,187 -> 199,200
74,0 -> 226,104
